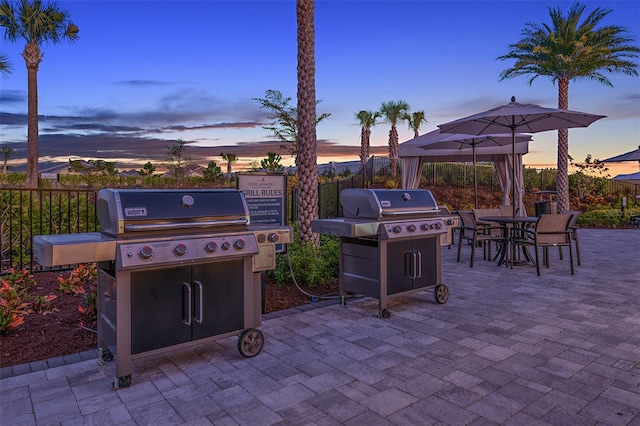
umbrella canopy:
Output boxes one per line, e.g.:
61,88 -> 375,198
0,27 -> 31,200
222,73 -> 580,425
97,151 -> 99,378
418,130 -> 532,208
613,171 -> 640,185
602,146 -> 640,172
438,96 -> 606,217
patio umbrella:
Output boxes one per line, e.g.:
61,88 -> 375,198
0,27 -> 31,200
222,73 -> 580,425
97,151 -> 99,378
419,130 -> 533,208
438,96 -> 606,217
612,171 -> 640,185
602,146 -> 640,172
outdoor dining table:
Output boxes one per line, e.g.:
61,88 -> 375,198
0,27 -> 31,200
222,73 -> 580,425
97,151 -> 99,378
481,216 -> 539,267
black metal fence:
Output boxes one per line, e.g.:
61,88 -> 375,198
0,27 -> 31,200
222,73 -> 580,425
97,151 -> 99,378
1,188 -> 99,273
3,161 -> 638,274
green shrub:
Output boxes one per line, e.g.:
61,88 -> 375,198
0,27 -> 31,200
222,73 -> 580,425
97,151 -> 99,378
577,208 -> 640,228
269,232 -> 339,287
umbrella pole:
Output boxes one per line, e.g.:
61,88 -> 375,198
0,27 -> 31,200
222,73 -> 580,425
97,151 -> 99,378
473,143 -> 478,209
511,125 -> 516,218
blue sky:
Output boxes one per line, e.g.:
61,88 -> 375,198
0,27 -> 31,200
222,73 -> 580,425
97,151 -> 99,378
1,0 -> 639,175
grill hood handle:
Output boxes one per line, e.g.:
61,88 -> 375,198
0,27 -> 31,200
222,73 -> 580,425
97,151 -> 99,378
125,219 -> 247,232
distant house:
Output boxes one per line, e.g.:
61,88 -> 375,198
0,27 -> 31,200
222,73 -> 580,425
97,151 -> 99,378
117,169 -> 142,178
161,163 -> 205,179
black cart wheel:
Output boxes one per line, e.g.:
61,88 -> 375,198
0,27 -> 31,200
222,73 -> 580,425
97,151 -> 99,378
434,284 -> 449,304
379,309 -> 391,319
113,375 -> 131,389
238,328 -> 264,358
100,348 -> 114,363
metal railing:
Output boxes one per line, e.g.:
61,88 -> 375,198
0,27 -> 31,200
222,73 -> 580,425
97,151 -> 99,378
3,164 -> 638,274
1,188 -> 98,273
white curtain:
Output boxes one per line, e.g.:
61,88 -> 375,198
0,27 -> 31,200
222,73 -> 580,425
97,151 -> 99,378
401,157 -> 425,189
493,155 -> 511,207
493,154 -> 526,216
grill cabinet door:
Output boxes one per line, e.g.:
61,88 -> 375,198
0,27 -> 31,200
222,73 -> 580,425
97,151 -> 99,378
130,261 -> 245,354
386,240 -> 414,294
191,261 -> 244,340
131,267 -> 192,353
386,237 -> 439,295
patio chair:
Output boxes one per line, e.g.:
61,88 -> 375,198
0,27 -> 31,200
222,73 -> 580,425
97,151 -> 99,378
510,213 -> 574,276
499,205 -> 513,216
565,210 -> 582,266
456,210 -> 505,268
473,208 -> 502,230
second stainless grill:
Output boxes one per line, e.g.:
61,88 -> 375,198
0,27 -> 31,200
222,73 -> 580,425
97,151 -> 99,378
312,189 -> 454,318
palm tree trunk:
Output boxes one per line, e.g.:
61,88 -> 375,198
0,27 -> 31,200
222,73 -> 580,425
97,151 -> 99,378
296,0 -> 319,246
23,41 -> 43,189
556,78 -> 570,212
360,128 -> 370,165
389,126 -> 399,178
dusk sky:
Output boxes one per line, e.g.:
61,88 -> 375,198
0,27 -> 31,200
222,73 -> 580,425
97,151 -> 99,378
1,0 -> 639,175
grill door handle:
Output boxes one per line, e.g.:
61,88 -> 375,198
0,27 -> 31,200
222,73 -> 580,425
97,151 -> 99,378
182,282 -> 192,326
193,281 -> 203,324
414,250 -> 422,279
404,251 -> 414,279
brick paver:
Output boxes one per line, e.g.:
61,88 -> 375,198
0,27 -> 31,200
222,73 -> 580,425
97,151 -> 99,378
1,229 -> 639,425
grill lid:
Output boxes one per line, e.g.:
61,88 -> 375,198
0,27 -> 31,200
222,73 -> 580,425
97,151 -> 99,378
340,189 -> 439,219
97,188 -> 250,236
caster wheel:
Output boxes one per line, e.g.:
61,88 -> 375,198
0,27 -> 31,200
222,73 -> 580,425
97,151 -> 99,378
113,375 -> 131,389
238,328 -> 264,358
100,348 -> 114,363
379,309 -> 391,318
340,296 -> 347,307
434,284 -> 449,304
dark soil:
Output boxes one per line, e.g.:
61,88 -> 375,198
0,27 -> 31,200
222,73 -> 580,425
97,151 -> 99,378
0,271 -> 338,368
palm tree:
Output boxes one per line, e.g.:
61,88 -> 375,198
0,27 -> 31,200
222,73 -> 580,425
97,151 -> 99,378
406,110 -> 427,138
355,110 -> 380,166
498,2 -> 639,212
380,100 -> 409,178
296,0 -> 318,246
0,51 -> 12,76
0,0 -> 79,188
220,152 -> 238,180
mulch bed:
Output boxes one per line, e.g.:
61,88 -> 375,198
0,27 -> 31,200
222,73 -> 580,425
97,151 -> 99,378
0,271 -> 338,368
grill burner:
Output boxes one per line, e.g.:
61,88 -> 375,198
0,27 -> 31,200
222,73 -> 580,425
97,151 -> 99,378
312,189 -> 455,318
34,188 -> 291,388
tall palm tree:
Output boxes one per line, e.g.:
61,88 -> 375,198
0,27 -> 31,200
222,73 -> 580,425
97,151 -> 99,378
220,152 -> 238,180
380,100 -> 409,178
296,0 -> 318,246
355,110 -> 380,166
406,110 -> 427,138
498,2 -> 639,212
0,0 -> 79,188
0,51 -> 12,76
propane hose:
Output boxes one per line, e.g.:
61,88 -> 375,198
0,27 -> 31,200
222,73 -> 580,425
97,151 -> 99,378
286,251 -> 341,301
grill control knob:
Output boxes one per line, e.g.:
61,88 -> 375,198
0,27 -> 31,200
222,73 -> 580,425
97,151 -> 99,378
138,246 -> 154,260
268,232 -> 280,243
221,241 -> 231,250
204,241 -> 218,253
257,234 -> 266,243
392,225 -> 402,234
434,222 -> 442,229
234,239 -> 246,250
407,224 -> 416,232
420,223 -> 430,231
173,243 -> 188,257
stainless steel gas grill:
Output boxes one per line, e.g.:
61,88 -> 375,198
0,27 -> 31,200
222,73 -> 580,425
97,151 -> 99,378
312,189 -> 457,318
34,188 -> 291,388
